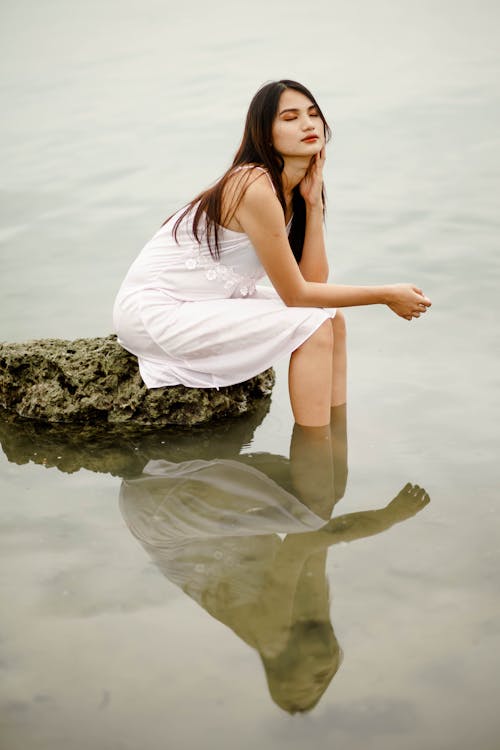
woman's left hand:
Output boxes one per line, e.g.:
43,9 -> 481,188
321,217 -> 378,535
299,147 -> 325,208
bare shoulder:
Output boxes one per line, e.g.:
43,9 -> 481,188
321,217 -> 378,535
225,165 -> 273,199
237,170 -> 285,233
223,165 -> 280,231
239,172 -> 285,227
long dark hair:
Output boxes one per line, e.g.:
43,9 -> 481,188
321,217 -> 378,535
165,79 -> 332,262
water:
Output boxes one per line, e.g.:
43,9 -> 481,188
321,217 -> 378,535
1,1 -> 499,748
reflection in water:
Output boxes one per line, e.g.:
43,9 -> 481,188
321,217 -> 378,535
0,403 -> 430,713
120,407 -> 430,713
0,399 -> 271,476
0,404 -> 429,712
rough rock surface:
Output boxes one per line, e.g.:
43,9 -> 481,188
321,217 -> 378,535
0,335 -> 274,428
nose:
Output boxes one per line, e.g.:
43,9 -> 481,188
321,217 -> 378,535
302,114 -> 315,130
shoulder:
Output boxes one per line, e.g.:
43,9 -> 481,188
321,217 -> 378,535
226,164 -> 276,198
237,168 -> 281,217
222,165 -> 280,231
235,172 -> 287,239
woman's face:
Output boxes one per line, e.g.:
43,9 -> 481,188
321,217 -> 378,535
271,88 -> 325,159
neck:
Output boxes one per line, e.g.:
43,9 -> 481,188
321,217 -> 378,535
281,156 -> 311,200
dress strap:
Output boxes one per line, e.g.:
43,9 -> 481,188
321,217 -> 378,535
232,164 -> 277,195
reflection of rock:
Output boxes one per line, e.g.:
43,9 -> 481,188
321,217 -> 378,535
0,335 -> 274,427
0,398 -> 271,477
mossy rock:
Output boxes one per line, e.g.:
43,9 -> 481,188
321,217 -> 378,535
0,335 -> 274,429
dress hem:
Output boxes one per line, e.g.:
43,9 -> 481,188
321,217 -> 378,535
135,306 -> 337,390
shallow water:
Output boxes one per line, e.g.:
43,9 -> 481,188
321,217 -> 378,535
1,1 -> 500,748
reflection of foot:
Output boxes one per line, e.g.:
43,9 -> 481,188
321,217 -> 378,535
387,483 -> 430,519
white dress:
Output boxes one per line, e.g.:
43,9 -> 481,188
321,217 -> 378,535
113,168 -> 336,388
120,458 -> 326,612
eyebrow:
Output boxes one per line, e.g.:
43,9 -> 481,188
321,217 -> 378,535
279,105 -> 318,115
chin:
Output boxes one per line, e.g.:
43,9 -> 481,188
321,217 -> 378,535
304,141 -> 323,153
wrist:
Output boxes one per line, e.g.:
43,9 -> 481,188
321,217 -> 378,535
305,200 -> 324,213
379,285 -> 394,305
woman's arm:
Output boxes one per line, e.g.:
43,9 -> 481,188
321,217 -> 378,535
235,177 -> 432,319
299,204 -> 329,282
297,149 -> 329,282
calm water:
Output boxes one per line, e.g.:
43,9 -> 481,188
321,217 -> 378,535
1,1 -> 499,748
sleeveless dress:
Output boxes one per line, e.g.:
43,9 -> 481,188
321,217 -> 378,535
113,167 -> 336,388
120,457 -> 327,619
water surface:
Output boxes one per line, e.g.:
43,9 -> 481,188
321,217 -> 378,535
1,1 -> 499,748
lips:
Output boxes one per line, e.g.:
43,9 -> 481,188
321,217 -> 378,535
301,135 -> 319,143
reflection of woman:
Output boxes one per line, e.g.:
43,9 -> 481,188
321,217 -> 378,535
120,415 -> 429,713
113,79 -> 431,428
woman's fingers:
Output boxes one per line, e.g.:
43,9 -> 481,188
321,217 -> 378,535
300,151 -> 325,203
414,288 -> 432,307
411,304 -> 431,318
311,148 -> 325,172
389,284 -> 433,320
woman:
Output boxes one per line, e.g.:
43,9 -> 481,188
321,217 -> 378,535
113,79 -> 431,427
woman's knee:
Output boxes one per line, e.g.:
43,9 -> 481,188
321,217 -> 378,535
304,319 -> 334,353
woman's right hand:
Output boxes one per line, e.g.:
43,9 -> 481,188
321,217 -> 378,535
385,284 -> 432,320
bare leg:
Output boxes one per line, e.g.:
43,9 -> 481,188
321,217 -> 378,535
330,311 -> 347,407
288,320 -> 333,427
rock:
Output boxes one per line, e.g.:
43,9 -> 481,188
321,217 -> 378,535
0,335 -> 274,428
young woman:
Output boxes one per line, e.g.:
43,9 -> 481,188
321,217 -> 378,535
113,79 -> 431,427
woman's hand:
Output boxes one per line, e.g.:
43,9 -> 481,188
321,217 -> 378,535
385,284 -> 432,320
299,148 -> 326,208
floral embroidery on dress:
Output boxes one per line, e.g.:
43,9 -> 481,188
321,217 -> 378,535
184,247 -> 259,298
